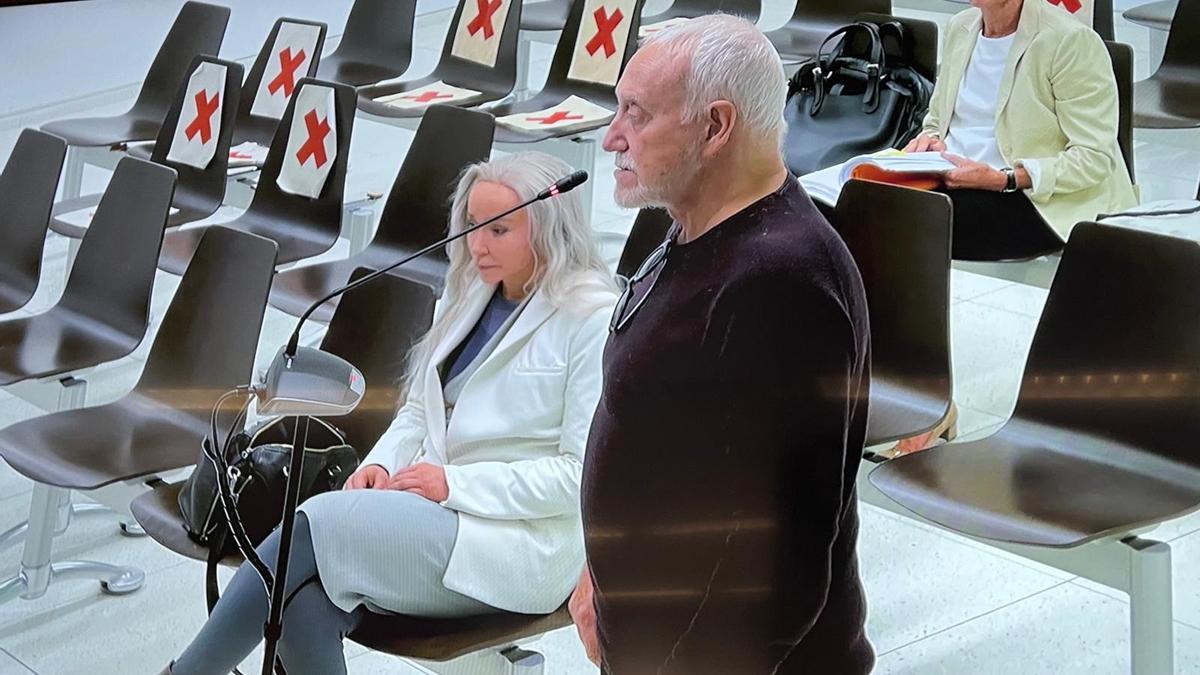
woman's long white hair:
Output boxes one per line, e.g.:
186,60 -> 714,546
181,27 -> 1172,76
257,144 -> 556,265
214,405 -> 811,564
402,151 -> 617,389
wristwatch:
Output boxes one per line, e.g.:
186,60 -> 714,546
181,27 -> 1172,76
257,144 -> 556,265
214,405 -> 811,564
1001,167 -> 1018,193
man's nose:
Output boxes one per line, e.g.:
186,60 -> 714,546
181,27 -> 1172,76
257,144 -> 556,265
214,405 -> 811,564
602,123 -> 627,153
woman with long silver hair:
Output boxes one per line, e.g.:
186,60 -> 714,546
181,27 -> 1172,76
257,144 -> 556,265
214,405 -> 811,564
163,152 -> 617,675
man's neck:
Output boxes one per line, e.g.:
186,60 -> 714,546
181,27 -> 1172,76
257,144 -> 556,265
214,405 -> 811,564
670,150 -> 789,244
980,0 -> 1022,37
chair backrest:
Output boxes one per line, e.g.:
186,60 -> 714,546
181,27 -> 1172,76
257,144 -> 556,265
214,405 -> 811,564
131,1 -> 231,119
793,0 -> 892,29
616,208 -> 673,279
151,56 -> 243,214
324,0 -> 416,78
857,12 -> 937,84
375,105 -> 495,257
434,0 -> 523,88
542,0 -> 646,107
319,268 -> 438,455
1013,222 -> 1200,467
658,0 -> 761,21
1104,40 -> 1135,181
1161,0 -> 1199,71
834,179 -> 953,388
137,227 -> 278,414
1091,0 -> 1115,41
235,18 -> 329,147
0,129 -> 67,312
58,157 -> 176,343
249,78 -> 356,243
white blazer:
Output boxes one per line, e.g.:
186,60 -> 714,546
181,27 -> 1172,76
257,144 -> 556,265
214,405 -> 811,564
360,273 -> 616,614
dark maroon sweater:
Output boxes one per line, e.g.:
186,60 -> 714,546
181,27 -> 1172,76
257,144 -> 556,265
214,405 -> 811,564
582,179 -> 874,674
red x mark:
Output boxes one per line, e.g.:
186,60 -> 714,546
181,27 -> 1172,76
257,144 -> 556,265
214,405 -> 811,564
466,0 -> 503,39
183,90 -> 220,144
528,111 -> 584,125
585,7 -> 624,58
267,48 -> 307,97
1048,0 -> 1082,12
296,110 -> 331,168
402,91 -> 454,103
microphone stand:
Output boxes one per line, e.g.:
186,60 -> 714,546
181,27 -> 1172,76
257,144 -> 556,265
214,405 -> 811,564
258,171 -> 588,675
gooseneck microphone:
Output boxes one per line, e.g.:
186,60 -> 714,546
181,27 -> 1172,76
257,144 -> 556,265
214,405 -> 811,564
252,169 -> 588,675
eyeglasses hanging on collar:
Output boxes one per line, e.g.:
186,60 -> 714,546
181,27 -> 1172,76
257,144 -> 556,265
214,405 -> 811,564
610,223 -> 680,334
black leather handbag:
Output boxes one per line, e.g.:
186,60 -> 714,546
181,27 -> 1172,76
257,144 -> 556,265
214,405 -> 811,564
178,415 -> 358,610
783,21 -> 934,176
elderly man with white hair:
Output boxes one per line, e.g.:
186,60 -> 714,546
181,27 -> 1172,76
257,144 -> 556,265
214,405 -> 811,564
571,14 -> 874,674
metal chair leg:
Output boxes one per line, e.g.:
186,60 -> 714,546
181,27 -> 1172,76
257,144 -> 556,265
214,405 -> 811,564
416,645 -> 548,675
0,483 -> 146,606
516,33 -> 533,100
1128,537 -> 1173,675
0,499 -> 119,553
62,146 -> 85,201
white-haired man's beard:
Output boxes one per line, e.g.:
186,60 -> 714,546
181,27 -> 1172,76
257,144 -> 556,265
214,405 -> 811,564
613,145 -> 703,209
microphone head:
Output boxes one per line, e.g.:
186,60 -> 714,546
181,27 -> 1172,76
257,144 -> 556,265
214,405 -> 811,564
257,346 -> 365,417
538,170 -> 590,200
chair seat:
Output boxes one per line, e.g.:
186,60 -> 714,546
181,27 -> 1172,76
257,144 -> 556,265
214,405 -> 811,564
51,193 -> 219,239
1122,0 -> 1175,30
42,113 -> 161,148
160,215 -> 338,275
357,76 -> 511,120
318,55 -> 409,88
866,377 -> 953,447
869,419 -> 1200,547
270,251 -> 446,321
0,309 -> 144,386
521,0 -> 572,31
765,22 -> 840,63
0,395 -> 209,490
351,604 -> 573,661
132,480 -> 574,661
1134,74 -> 1200,129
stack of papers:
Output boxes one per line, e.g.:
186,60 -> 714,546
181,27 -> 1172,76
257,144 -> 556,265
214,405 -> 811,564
374,81 -> 484,109
638,16 -> 692,38
800,151 -> 955,205
229,142 -> 269,167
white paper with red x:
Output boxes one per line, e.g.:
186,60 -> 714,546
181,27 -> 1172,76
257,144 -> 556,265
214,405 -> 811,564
251,22 -> 322,120
1046,0 -> 1094,29
568,0 -> 638,86
450,0 -> 512,67
638,16 -> 692,39
277,84 -> 337,199
375,81 -> 484,109
165,61 -> 227,170
497,95 -> 614,134
229,142 -> 270,167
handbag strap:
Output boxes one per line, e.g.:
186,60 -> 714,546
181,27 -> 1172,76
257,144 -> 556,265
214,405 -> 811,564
809,22 -> 887,116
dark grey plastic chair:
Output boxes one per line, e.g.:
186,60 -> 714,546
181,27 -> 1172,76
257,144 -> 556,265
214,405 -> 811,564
129,18 -> 329,165
1133,0 -> 1200,128
0,130 -> 67,315
270,105 -> 495,320
51,56 -> 243,239
489,0 -> 645,143
0,158 -> 176,386
158,78 -> 356,275
41,2 -> 230,148
0,226 -> 277,604
358,0 -> 524,119
615,208 -> 673,280
766,0 -> 892,65
318,0 -> 417,87
1107,40 -> 1136,181
833,180 -> 954,447
641,0 -> 761,24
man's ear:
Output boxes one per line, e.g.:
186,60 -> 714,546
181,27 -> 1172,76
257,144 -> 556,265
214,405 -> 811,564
702,101 -> 737,157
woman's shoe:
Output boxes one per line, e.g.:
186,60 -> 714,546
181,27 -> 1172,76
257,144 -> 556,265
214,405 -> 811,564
871,402 -> 959,460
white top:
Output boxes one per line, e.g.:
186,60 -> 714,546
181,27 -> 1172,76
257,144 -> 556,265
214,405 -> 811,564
944,32 -> 1016,170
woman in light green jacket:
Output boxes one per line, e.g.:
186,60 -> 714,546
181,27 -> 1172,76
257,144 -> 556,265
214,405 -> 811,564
905,0 -> 1137,260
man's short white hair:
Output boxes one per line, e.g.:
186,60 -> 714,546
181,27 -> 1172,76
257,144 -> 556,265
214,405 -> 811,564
643,14 -> 786,148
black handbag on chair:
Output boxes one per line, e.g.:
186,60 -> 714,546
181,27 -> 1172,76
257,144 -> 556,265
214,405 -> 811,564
178,415 -> 359,611
783,21 -> 934,176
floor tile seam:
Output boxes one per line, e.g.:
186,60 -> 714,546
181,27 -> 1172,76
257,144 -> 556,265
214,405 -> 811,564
1064,578 -> 1200,633
0,645 -> 37,674
873,578 -> 1075,657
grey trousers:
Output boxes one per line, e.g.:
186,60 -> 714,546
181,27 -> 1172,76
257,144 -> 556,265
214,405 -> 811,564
173,491 -> 493,675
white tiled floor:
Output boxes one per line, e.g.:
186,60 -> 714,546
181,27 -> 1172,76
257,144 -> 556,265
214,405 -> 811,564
1,2 -> 1199,674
